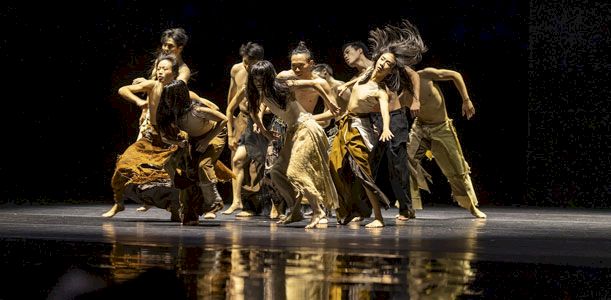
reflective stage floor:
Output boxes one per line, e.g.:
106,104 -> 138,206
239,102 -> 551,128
0,203 -> 609,299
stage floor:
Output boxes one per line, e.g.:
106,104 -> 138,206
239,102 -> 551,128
0,203 -> 609,299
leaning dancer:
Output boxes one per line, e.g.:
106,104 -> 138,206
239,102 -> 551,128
156,80 -> 230,225
247,60 -> 340,229
408,67 -> 486,218
103,54 -> 183,219
330,19 -> 427,228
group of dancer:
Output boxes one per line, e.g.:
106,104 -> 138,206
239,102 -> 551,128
103,19 -> 486,228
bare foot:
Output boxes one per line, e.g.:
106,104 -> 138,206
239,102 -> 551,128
136,205 -> 151,212
469,206 -> 487,219
305,213 -> 326,229
365,219 -> 385,228
222,203 -> 242,215
318,216 -> 328,224
203,212 -> 216,219
236,210 -> 255,217
395,215 -> 411,221
102,204 -> 124,218
351,216 -> 364,223
278,211 -> 304,225
275,214 -> 287,223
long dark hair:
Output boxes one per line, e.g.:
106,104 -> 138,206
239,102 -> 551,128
157,79 -> 191,138
361,19 -> 427,94
246,60 -> 290,114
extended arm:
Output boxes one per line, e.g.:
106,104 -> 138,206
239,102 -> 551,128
421,67 -> 475,119
287,78 -> 340,118
249,102 -> 275,141
118,79 -> 156,107
378,90 -> 394,142
190,91 -> 219,110
226,87 -> 245,151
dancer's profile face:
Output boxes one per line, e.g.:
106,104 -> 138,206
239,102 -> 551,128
290,53 -> 312,78
242,56 -> 258,72
162,38 -> 182,56
343,46 -> 361,67
156,59 -> 174,84
252,75 -> 264,90
375,53 -> 396,77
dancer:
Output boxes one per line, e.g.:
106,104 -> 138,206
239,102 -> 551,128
157,79 -> 230,224
330,19 -> 427,228
224,42 -> 267,216
408,67 -> 486,218
103,54 -> 184,218
247,60 -> 340,229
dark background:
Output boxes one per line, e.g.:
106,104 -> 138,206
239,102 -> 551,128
1,1 -> 607,207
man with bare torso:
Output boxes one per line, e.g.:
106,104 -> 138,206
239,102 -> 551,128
408,67 -> 486,218
277,41 -> 337,126
224,42 -> 267,217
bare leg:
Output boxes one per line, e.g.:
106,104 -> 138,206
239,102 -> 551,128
102,203 -> 125,218
223,146 -> 246,215
364,189 -> 384,228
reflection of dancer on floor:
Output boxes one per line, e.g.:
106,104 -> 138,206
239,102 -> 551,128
330,19 -> 426,228
224,42 -> 265,216
247,60 -> 340,229
408,67 -> 486,218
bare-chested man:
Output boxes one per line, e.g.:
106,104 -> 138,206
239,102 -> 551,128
224,42 -> 267,216
277,42 -> 338,126
408,67 -> 486,218
136,28 -> 191,141
342,41 -> 373,77
312,63 -> 350,113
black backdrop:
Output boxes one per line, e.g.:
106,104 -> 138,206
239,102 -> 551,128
1,1 -> 607,207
